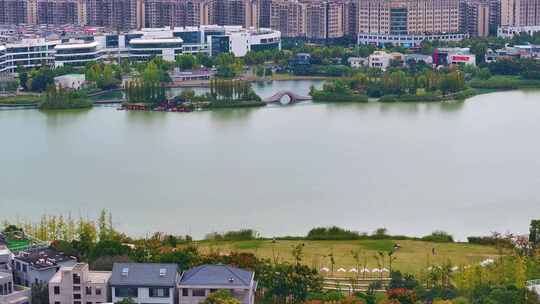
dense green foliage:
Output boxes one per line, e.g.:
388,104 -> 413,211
30,282 -> 49,304
205,229 -> 259,241
27,67 -> 55,92
307,226 -> 361,240
215,53 -> 243,78
201,290 -> 240,304
310,80 -> 368,102
125,80 -> 167,104
85,62 -> 121,90
39,85 -> 92,110
469,76 -> 540,90
209,79 -> 261,102
176,54 -> 198,70
421,231 -> 455,243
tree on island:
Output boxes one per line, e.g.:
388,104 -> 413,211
39,85 -> 92,110
176,54 -> 197,70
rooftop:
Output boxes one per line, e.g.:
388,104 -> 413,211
179,264 -> 254,287
15,248 -> 76,270
111,263 -> 178,287
50,264 -> 111,284
130,38 -> 183,44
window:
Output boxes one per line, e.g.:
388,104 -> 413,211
87,302 -> 92,304
73,274 -> 81,284
192,289 -> 206,297
54,302 -> 60,304
73,286 -> 81,292
95,288 -> 101,295
74,294 -> 81,300
86,287 -> 92,295
74,301 -> 81,304
182,289 -> 188,297
54,286 -> 60,295
22,264 -> 27,272
149,288 -> 169,298
115,287 -> 138,298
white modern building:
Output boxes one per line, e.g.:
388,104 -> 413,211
128,38 -> 183,62
498,26 -> 540,38
0,26 -> 281,72
54,41 -> 103,67
0,38 -> 59,73
49,263 -> 110,304
347,57 -> 368,68
358,33 -> 468,48
368,51 -> 393,70
13,248 -> 77,288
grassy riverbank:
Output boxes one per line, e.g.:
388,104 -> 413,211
0,95 -> 42,105
189,239 -> 503,275
469,75 -> 540,90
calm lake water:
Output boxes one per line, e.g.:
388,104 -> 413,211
1,80 -> 539,240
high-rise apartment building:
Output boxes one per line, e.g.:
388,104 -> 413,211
143,0 -> 206,28
326,0 -> 344,38
206,0 -> 257,27
0,0 -> 28,24
519,0 -> 540,25
488,0 -> 500,32
144,0 -> 173,28
37,0 -> 79,25
460,0 -> 490,37
358,0 -> 460,35
269,0 -> 305,37
85,0 -> 137,30
259,0 -> 272,27
343,0 -> 358,37
304,0 -> 327,39
501,0 -> 540,26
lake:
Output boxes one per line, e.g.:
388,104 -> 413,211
1,80 -> 539,240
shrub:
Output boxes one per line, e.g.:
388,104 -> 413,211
387,288 -> 417,304
306,226 -> 361,240
467,236 -> 513,247
389,271 -> 419,290
421,231 -> 454,243
205,229 -> 258,241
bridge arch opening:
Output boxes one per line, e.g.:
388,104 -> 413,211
279,94 -> 292,105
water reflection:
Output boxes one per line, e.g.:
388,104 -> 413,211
439,100 -> 465,112
40,108 -> 92,128
124,110 -> 169,126
208,108 -> 254,126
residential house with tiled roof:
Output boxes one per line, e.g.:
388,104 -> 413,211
178,264 -> 256,304
110,263 -> 178,304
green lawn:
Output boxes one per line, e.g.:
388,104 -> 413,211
190,239 -> 503,275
